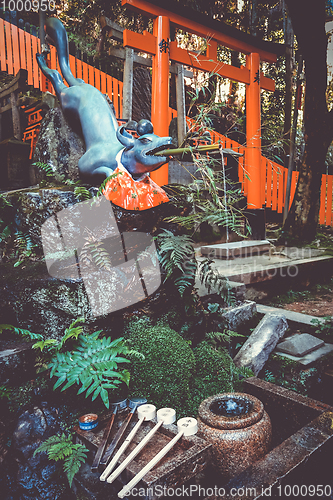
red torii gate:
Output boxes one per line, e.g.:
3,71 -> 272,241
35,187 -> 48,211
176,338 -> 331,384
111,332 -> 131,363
122,0 -> 282,210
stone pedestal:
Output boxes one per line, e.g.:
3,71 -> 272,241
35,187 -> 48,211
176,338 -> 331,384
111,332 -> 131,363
0,138 -> 31,189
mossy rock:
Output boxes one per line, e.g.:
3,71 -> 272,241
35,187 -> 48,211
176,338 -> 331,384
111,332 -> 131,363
124,318 -> 195,416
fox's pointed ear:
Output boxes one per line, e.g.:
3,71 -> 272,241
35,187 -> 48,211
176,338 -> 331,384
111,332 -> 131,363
116,126 -> 135,148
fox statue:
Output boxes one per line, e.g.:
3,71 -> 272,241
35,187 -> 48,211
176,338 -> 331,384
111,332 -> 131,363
36,17 -> 172,184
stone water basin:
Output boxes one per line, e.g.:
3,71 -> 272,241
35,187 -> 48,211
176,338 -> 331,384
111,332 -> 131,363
212,377 -> 333,500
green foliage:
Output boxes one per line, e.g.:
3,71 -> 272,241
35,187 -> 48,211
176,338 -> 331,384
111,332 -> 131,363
124,318 -> 195,416
157,229 -> 195,280
97,170 -> 123,197
0,324 -> 43,341
74,186 -> 93,202
49,333 -> 131,409
205,329 -> 242,347
8,318 -> 136,409
156,229 -> 197,297
189,341 -> 253,414
311,316 -> 333,340
12,230 -> 35,267
0,195 -> 35,265
32,161 -> 79,187
198,258 -> 235,304
155,230 -> 234,306
32,161 -> 54,177
79,228 -> 112,271
166,174 -> 245,236
34,433 -> 88,486
0,385 -> 10,400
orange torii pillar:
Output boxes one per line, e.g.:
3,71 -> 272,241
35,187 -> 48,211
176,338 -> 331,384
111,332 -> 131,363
246,52 -> 262,209
150,16 -> 170,187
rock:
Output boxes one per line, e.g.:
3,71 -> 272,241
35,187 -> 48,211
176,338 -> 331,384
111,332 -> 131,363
222,300 -> 257,331
0,340 -> 36,386
1,187 -> 186,336
72,462 -> 116,500
233,313 -> 288,376
33,107 -> 85,183
277,333 -> 325,357
9,189 -> 77,248
2,405 -> 72,500
0,261 -> 92,339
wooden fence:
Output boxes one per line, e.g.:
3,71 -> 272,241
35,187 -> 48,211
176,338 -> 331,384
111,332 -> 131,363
188,119 -> 333,226
0,11 -> 124,118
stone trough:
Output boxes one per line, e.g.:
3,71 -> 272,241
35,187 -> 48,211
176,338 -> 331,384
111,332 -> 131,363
72,377 -> 333,500
218,377 -> 333,500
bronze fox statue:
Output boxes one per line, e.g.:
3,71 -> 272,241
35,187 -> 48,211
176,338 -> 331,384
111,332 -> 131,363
36,17 -> 172,183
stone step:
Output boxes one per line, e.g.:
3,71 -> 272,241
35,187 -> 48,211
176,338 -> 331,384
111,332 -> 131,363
256,304 -> 326,327
201,240 -> 272,260
197,253 -> 333,286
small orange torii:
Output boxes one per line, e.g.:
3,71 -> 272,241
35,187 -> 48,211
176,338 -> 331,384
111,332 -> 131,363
121,0 -> 283,209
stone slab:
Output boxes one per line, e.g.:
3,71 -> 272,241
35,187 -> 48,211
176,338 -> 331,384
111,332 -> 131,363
201,239 -> 272,259
277,333 -> 325,357
257,304 -> 327,326
222,300 -> 257,331
233,313 -> 288,376
275,343 -> 333,366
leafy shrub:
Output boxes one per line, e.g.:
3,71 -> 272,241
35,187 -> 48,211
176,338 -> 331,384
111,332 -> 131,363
48,333 -> 132,409
4,318 -> 137,409
188,341 -> 253,415
311,316 -> 333,340
124,317 -> 195,416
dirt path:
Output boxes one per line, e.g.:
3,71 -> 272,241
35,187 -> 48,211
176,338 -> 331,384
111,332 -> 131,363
282,298 -> 333,317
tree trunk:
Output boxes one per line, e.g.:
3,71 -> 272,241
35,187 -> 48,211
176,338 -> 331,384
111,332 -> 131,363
282,0 -> 333,242
283,4 -> 294,161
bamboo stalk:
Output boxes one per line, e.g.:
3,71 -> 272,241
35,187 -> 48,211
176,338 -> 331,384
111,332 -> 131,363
154,144 -> 243,156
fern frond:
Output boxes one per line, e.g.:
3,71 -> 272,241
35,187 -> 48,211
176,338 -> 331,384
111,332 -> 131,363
34,433 -> 70,459
32,161 -> 54,177
32,338 -> 58,351
79,229 -> 112,271
34,433 -> 88,487
0,225 -> 11,242
59,317 -> 85,349
49,335 -> 132,408
74,186 -> 92,202
0,324 -> 43,341
156,229 -> 197,295
97,170 -> 123,196
63,444 -> 88,486
198,259 -> 235,304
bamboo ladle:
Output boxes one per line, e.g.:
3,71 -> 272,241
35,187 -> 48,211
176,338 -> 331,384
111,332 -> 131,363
106,407 -> 176,485
100,403 -> 156,482
118,417 -> 198,498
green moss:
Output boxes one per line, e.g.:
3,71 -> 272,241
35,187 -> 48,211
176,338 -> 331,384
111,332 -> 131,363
188,341 -> 252,415
124,318 -> 195,417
